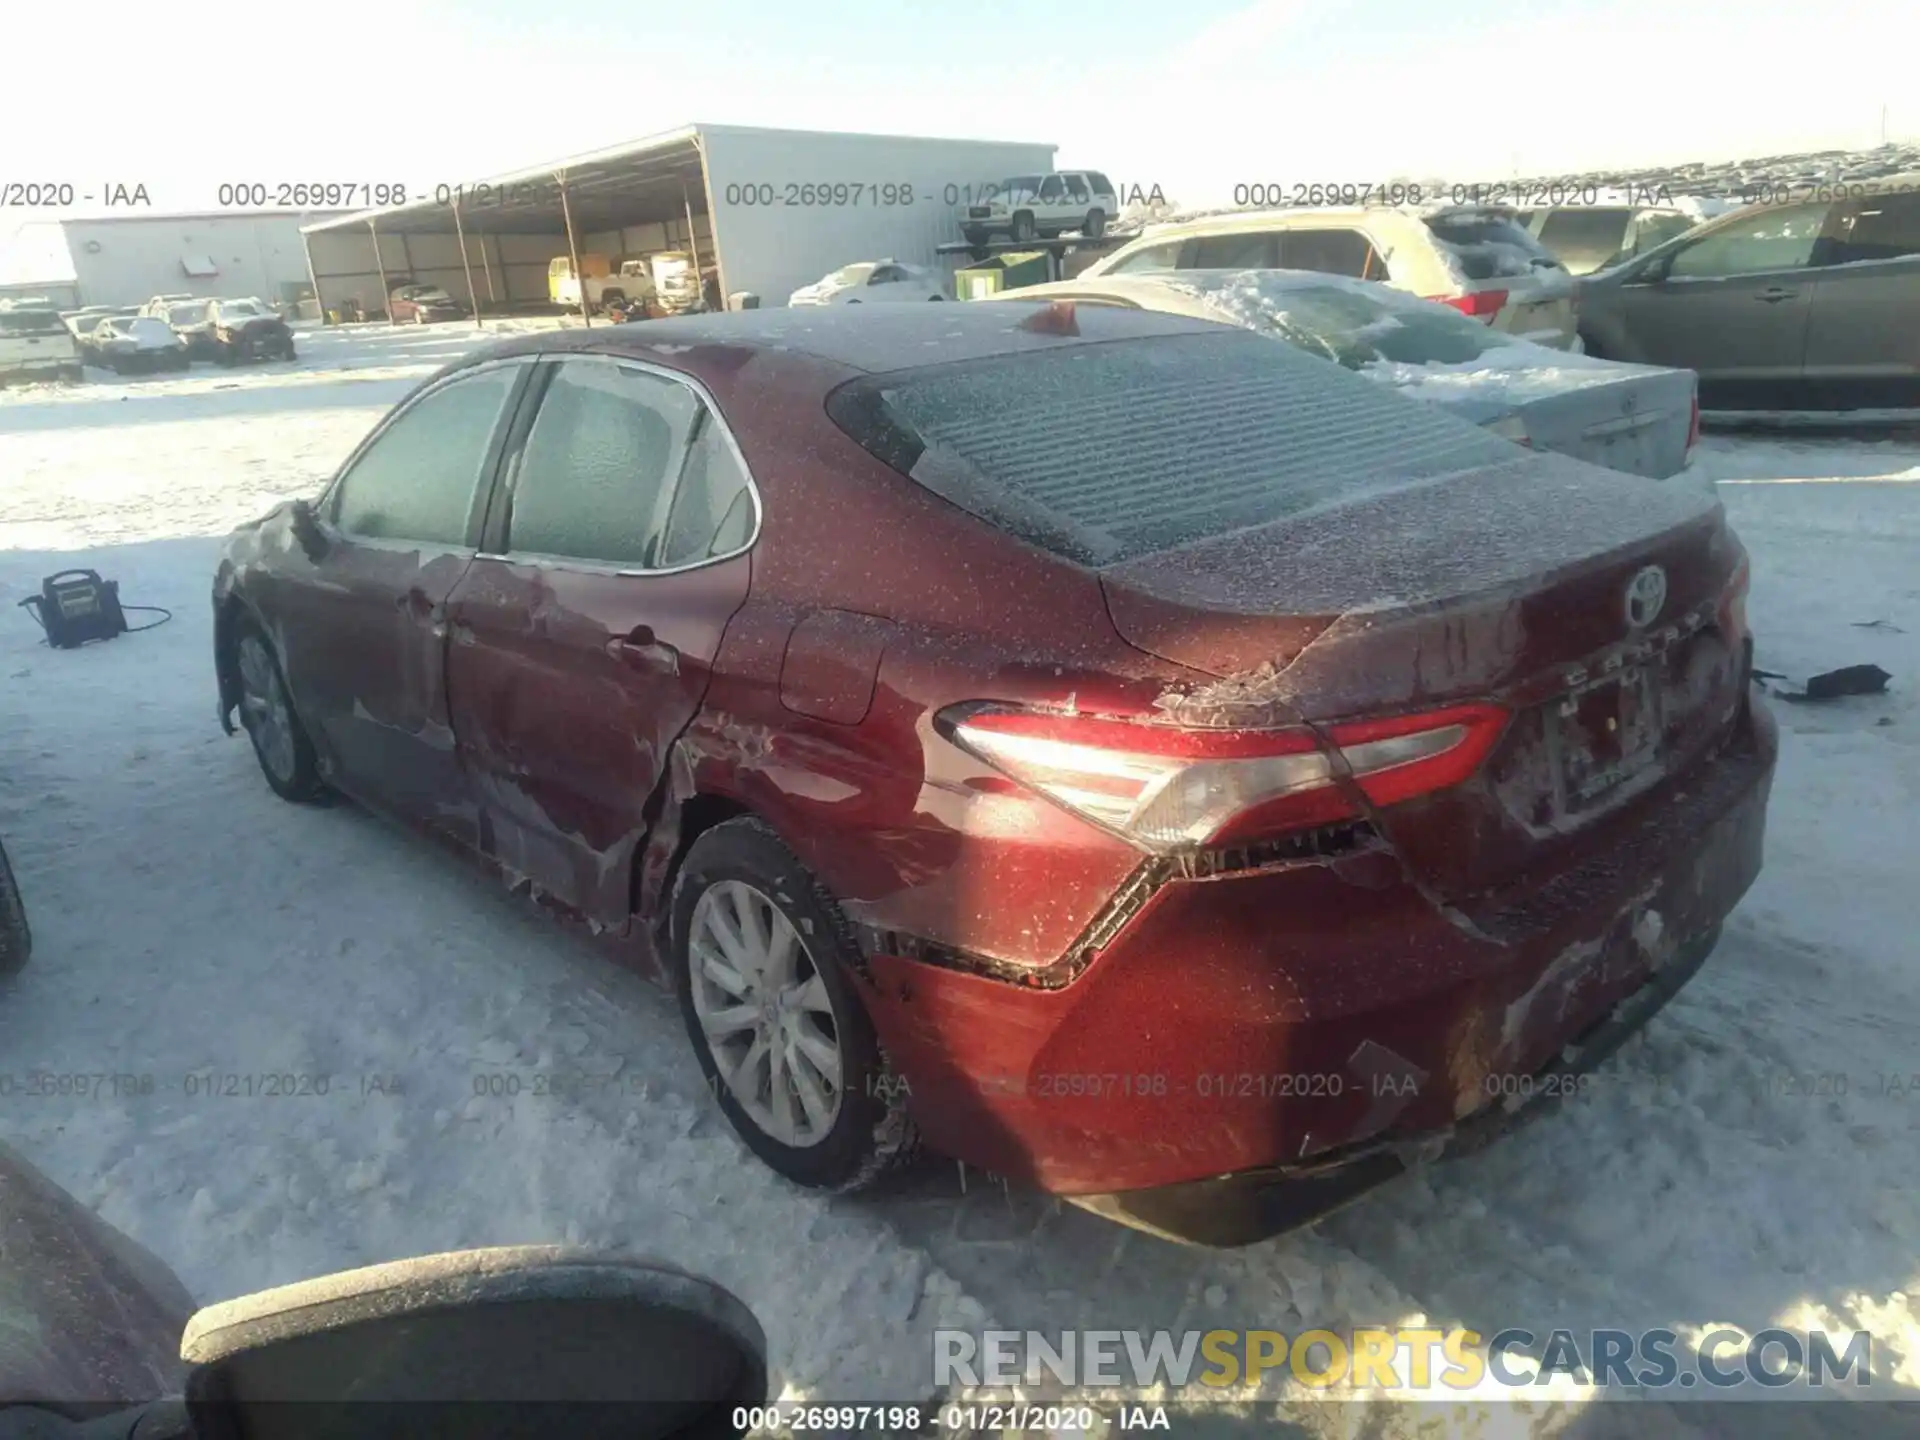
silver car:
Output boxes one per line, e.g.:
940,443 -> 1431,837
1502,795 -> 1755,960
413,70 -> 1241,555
1577,180 -> 1920,413
998,269 -> 1700,479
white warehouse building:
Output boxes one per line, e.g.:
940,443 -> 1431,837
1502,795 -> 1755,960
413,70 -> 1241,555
301,123 -> 1057,316
0,212 -> 337,310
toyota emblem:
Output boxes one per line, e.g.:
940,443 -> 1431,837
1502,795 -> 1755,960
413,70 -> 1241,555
1624,565 -> 1668,629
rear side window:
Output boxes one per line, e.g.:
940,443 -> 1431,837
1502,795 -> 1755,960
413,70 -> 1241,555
506,360 -> 702,565
1535,208 -> 1632,273
825,333 -> 1520,566
659,410 -> 756,566
1425,213 -> 1564,281
1085,173 -> 1115,197
1276,228 -> 1387,279
1836,194 -> 1920,263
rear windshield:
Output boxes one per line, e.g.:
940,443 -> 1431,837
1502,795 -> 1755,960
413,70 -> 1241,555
1425,213 -> 1565,281
825,331 -> 1521,566
1167,272 -> 1515,368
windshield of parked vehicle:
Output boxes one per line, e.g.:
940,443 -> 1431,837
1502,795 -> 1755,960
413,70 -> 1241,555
826,330 -> 1522,566
993,176 -> 1042,202
1425,212 -> 1566,281
831,264 -> 878,286
217,300 -> 267,318
1165,271 -> 1518,368
167,303 -> 206,326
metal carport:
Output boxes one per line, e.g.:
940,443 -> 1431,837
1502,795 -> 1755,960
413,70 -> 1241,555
301,124 -> 1057,323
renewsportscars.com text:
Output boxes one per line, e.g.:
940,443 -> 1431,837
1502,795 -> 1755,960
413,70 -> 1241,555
934,1327 -> 1875,1391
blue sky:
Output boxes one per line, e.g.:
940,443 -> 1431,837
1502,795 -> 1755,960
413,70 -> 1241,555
2,0 -> 1913,235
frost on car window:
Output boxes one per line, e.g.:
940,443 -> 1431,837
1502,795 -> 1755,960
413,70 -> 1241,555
509,361 -> 701,565
1425,214 -> 1563,282
825,331 -> 1521,566
1169,272 -> 1515,368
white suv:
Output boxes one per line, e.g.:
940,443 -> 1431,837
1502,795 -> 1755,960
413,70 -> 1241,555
963,171 -> 1119,245
1083,204 -> 1580,348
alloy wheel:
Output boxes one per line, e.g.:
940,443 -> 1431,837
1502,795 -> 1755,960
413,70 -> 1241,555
236,634 -> 297,784
688,879 -> 845,1147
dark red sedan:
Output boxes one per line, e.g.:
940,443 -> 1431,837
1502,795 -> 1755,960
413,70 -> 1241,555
213,304 -> 1775,1245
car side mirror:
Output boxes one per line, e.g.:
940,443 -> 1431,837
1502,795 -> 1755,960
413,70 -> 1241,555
287,499 -> 330,562
180,1246 -> 767,1440
1633,252 -> 1674,285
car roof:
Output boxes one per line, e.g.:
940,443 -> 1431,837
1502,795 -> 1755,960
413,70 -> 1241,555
448,302 -> 1226,378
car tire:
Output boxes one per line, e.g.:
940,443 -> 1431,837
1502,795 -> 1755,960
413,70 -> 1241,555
233,622 -> 324,803
1085,208 -> 1106,238
0,835 -> 30,977
671,816 -> 919,1193
1578,332 -> 1603,358
1011,211 -> 1036,243
927,294 -> 943,301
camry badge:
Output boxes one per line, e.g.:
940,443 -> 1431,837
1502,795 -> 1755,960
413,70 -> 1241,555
1624,565 -> 1668,629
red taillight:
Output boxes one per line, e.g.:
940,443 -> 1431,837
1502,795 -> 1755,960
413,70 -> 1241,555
1687,389 -> 1702,456
938,703 -> 1510,855
1430,289 -> 1509,323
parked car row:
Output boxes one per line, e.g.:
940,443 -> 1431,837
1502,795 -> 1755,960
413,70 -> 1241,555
134,294 -> 297,365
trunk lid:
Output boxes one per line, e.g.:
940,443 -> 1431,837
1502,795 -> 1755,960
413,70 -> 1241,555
1367,355 -> 1697,480
1100,451 -> 1746,899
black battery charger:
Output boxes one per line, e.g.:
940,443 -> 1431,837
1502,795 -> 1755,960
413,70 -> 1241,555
17,570 -> 170,649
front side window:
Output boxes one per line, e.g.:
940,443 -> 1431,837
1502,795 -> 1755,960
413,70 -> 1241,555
1038,176 -> 1066,203
1835,193 -> 1920,263
505,360 -> 702,566
1666,203 -> 1832,279
331,367 -> 520,546
1624,211 -> 1698,260
1063,175 -> 1091,204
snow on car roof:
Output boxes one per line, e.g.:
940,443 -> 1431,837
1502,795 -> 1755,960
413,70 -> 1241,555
455,301 -> 1222,377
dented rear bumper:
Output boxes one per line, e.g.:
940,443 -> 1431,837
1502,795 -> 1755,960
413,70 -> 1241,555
1069,918 -> 1727,1246
861,696 -> 1776,1227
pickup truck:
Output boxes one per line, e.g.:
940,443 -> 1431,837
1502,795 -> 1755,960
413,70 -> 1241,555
548,255 -> 657,313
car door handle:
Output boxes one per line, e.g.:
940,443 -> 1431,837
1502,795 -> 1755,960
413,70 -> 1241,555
1754,286 -> 1798,303
608,625 -> 679,676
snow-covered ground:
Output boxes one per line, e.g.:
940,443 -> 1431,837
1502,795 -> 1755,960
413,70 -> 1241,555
1,323 -> 1915,1435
